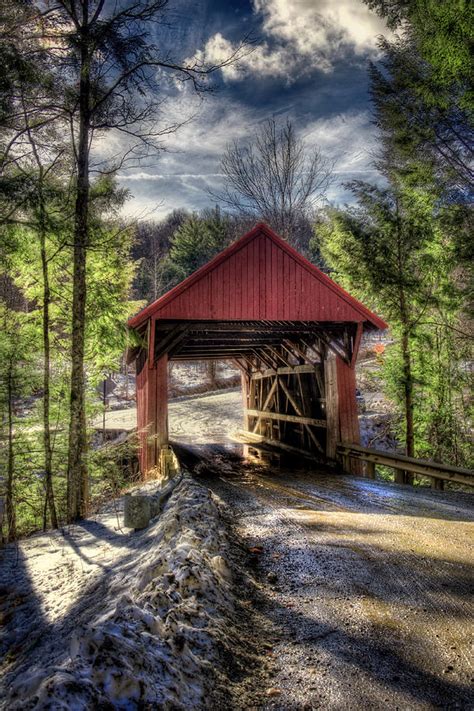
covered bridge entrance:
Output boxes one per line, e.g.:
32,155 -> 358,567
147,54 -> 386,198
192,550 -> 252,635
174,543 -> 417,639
127,223 -> 387,475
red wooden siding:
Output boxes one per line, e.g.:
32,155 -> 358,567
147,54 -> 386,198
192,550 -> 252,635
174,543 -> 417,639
128,224 -> 387,329
135,352 -> 149,472
336,356 -> 360,445
130,223 -> 386,474
155,233 -> 364,322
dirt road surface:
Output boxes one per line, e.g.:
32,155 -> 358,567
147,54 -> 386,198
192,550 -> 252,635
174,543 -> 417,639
105,389 -> 474,709
177,444 -> 474,710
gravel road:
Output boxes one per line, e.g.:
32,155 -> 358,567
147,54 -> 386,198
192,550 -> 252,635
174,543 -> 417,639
178,445 -> 474,711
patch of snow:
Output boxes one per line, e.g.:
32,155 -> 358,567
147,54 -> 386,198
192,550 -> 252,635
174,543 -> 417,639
3,477 -> 236,710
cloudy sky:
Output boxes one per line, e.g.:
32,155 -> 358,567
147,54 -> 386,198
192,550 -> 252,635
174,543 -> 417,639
114,0 -> 390,219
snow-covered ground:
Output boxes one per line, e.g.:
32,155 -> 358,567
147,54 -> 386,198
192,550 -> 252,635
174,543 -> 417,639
0,477 -> 254,709
104,362 -> 240,412
94,388 -> 244,444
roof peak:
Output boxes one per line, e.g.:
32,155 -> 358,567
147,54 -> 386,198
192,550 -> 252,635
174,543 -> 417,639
127,222 -> 387,330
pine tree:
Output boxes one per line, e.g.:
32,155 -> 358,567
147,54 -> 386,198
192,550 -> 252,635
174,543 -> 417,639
316,182 -> 441,476
162,209 -> 233,290
0,267 -> 41,540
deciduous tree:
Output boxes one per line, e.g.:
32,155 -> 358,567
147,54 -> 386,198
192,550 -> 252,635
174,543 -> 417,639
213,118 -> 333,245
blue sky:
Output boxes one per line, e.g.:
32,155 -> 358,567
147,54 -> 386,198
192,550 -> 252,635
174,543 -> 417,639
113,0 -> 390,220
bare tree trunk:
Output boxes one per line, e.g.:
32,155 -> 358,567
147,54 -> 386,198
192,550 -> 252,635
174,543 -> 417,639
40,207 -> 58,530
24,114 -> 60,531
67,11 -> 90,522
6,362 -> 16,542
396,302 -> 415,485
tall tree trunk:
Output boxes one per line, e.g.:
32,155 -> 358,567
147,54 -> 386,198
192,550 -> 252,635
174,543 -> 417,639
40,203 -> 58,530
67,12 -> 90,522
397,311 -> 415,485
401,325 -> 415,454
24,116 -> 60,530
6,362 -> 16,542
395,202 -> 414,485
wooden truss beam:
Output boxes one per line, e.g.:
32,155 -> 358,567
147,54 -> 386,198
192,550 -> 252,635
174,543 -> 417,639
154,323 -> 188,362
251,364 -> 317,379
245,409 -> 327,428
233,430 -> 324,461
278,377 -> 324,453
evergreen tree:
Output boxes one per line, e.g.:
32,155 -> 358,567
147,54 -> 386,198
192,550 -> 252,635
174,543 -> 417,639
316,183 -> 434,475
132,211 -> 189,302
162,209 -> 233,290
0,266 -> 41,540
315,178 -> 472,473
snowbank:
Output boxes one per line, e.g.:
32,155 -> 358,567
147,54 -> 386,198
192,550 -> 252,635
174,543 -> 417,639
6,478 -> 235,710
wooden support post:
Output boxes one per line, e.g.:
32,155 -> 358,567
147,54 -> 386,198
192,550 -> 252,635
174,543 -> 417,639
394,468 -> 414,485
350,322 -> 363,368
135,350 -> 148,476
366,461 -> 376,479
148,318 -> 156,369
336,355 -> 362,474
156,354 -> 168,432
144,353 -> 168,477
325,351 -> 339,459
342,452 -> 350,474
155,354 -> 169,477
241,371 -> 251,431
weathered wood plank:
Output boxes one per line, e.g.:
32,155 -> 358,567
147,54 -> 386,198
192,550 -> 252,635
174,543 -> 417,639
336,443 -> 474,486
233,430 -> 324,460
252,377 -> 279,434
325,352 -> 339,459
245,409 -> 327,428
251,364 -> 317,379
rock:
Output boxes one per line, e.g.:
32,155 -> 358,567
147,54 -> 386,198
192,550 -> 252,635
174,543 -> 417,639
266,687 -> 282,697
267,572 -> 278,584
123,495 -> 151,529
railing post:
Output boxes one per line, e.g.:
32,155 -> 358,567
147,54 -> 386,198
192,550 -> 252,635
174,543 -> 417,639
342,452 -> 350,474
366,461 -> 375,479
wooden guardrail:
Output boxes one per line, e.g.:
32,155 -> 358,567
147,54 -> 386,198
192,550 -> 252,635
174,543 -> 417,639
336,443 -> 474,488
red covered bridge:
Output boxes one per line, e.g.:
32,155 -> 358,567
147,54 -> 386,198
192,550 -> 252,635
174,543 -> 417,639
127,223 -> 387,475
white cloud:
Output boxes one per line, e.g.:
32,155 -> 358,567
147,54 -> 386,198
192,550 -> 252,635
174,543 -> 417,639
255,0 -> 387,56
303,110 -> 382,203
114,99 -> 381,218
199,0 -> 389,82
116,96 -> 264,218
197,32 -> 311,82
304,110 -> 378,169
